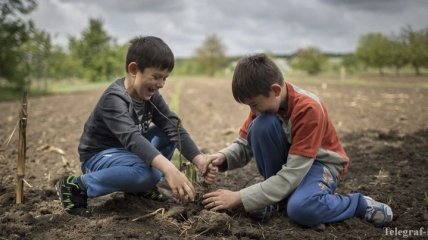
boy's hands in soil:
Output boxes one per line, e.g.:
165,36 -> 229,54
165,168 -> 195,201
192,154 -> 219,184
201,155 -> 242,210
152,154 -> 195,201
202,189 -> 242,211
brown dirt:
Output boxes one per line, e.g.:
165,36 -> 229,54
1,76 -> 427,239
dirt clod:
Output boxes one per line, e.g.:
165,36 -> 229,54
189,210 -> 231,235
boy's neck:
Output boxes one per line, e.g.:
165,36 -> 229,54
124,75 -> 140,101
279,82 -> 288,111
124,75 -> 131,90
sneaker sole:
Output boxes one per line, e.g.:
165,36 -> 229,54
55,180 -> 65,209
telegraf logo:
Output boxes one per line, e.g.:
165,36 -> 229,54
384,227 -> 427,238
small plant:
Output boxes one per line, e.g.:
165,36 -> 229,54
424,192 -> 428,204
182,161 -> 199,183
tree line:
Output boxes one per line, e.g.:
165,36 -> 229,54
288,26 -> 428,76
0,0 -> 228,91
356,27 -> 428,75
1,0 -> 127,91
1,0 -> 427,93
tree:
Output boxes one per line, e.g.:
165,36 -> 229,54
401,26 -> 428,75
43,45 -> 81,80
388,35 -> 408,76
356,33 -> 391,75
68,18 -> 122,82
341,54 -> 362,73
19,29 -> 55,91
194,34 -> 227,76
291,46 -> 327,75
0,0 -> 37,89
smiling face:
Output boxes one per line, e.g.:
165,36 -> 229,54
125,63 -> 170,101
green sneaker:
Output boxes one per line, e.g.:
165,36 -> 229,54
55,176 -> 89,216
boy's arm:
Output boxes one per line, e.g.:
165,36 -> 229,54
239,154 -> 313,211
217,137 -> 253,171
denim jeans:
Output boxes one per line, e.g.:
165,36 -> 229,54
80,125 -> 175,198
247,113 -> 367,226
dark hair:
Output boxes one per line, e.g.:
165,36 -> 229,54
125,36 -> 174,73
232,53 -> 283,103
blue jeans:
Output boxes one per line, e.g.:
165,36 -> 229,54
80,125 -> 175,198
247,113 -> 367,226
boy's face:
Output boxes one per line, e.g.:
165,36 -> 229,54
243,90 -> 281,114
130,66 -> 170,100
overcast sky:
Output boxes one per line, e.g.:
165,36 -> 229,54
28,0 -> 428,57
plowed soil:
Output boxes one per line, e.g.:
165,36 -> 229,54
1,76 -> 427,239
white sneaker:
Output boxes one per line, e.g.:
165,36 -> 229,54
363,196 -> 393,227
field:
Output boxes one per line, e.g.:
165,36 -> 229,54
1,75 -> 427,239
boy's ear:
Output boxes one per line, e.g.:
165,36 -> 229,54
127,62 -> 138,75
271,84 -> 282,97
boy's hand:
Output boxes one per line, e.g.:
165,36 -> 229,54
164,167 -> 196,201
207,153 -> 226,167
202,189 -> 242,211
192,154 -> 219,184
151,154 -> 195,201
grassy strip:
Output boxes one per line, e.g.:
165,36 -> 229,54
0,79 -> 111,102
3,74 -> 426,102
169,78 -> 186,169
0,87 -> 47,102
168,77 -> 185,113
166,77 -> 200,182
47,80 -> 110,93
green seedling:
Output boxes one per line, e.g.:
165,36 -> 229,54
182,161 -> 199,184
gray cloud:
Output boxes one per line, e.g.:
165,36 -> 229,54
59,0 -> 187,13
321,0 -> 419,13
29,0 -> 428,56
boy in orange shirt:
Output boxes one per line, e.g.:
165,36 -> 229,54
203,54 -> 393,227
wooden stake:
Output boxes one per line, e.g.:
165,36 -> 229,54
16,91 -> 28,204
